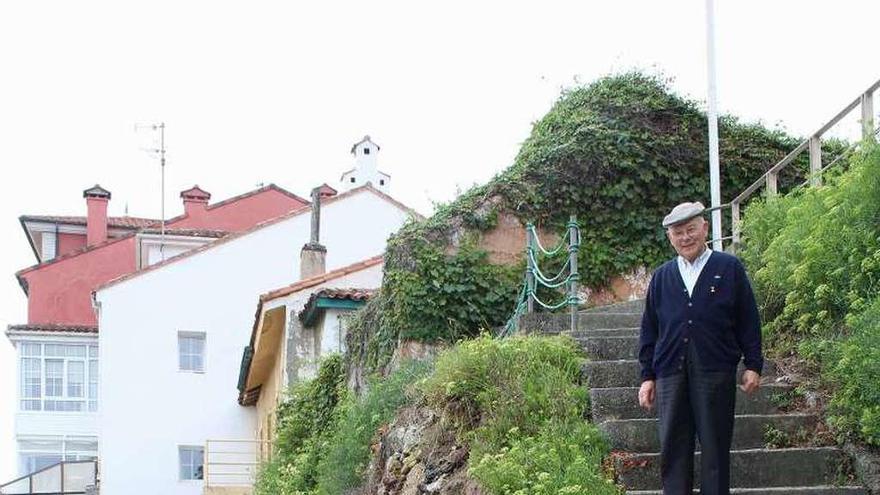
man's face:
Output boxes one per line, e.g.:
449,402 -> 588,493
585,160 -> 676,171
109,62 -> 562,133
666,216 -> 709,261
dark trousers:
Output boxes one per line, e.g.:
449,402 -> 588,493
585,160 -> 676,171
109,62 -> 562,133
656,341 -> 736,495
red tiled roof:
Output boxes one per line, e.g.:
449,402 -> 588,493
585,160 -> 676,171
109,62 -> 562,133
260,255 -> 384,302
138,228 -> 228,238
20,215 -> 159,229
97,185 -> 419,292
17,184 -> 313,283
7,324 -> 98,334
238,255 -> 384,405
312,287 -> 374,301
239,385 -> 262,407
298,288 -> 375,325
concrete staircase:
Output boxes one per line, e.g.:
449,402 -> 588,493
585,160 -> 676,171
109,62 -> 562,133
523,300 -> 867,495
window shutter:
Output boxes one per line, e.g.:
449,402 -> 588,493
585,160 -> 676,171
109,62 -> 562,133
41,232 -> 57,261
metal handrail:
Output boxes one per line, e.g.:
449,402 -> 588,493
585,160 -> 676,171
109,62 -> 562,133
708,78 -> 879,252
0,460 -> 97,495
204,439 -> 273,487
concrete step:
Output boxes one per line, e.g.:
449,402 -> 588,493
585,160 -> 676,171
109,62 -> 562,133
600,413 -> 817,452
583,299 -> 645,314
627,486 -> 867,495
591,383 -> 793,422
614,447 -> 850,490
583,360 -> 778,388
578,312 -> 644,330
580,335 -> 640,360
567,327 -> 640,338
520,312 -> 643,334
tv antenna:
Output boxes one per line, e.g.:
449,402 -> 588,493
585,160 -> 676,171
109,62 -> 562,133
134,122 -> 167,260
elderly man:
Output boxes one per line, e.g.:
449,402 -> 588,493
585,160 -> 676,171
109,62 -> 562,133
638,201 -> 763,495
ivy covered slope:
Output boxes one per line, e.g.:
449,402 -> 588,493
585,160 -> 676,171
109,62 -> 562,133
349,72 -> 826,372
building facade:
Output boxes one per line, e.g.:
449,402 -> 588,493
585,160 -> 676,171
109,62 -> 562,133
6,183 -> 309,480
93,185 -> 414,495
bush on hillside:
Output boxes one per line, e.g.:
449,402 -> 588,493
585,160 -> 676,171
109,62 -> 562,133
420,335 -> 617,495
254,355 -> 347,495
254,357 -> 429,495
313,360 -> 430,494
826,297 -> 880,446
741,145 -> 880,346
740,144 -> 880,447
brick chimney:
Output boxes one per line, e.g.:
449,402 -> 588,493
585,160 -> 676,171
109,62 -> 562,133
316,183 -> 337,199
300,187 -> 326,280
83,185 -> 111,247
180,185 -> 211,219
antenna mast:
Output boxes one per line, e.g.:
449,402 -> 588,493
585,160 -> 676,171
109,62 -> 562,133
135,121 -> 168,260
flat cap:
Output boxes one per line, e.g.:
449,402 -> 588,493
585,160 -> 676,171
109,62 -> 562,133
662,201 -> 705,228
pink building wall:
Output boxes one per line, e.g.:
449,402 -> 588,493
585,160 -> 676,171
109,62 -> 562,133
18,187 -> 309,326
22,237 -> 137,326
170,188 -> 308,231
57,232 -> 87,257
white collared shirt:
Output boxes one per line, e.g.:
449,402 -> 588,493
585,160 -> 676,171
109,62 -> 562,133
677,247 -> 712,297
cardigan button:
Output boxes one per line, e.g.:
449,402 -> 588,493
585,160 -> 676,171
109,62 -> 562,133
688,302 -> 693,307
683,337 -> 689,343
688,320 -> 693,324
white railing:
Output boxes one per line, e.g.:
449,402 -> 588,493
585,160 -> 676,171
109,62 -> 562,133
204,439 -> 272,488
708,78 -> 879,252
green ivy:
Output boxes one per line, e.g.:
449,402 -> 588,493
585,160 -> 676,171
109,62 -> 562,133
345,241 -> 520,374
254,355 -> 347,495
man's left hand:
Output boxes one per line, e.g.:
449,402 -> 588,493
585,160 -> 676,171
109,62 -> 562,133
739,370 -> 760,395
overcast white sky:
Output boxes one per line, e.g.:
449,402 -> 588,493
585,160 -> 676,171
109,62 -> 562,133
1,0 -> 878,482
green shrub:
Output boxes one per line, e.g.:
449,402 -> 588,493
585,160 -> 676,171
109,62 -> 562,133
468,421 -> 618,495
741,145 -> 880,349
255,355 -> 347,495
420,335 -> 615,494
314,360 -> 431,494
826,297 -> 880,446
740,143 -> 880,447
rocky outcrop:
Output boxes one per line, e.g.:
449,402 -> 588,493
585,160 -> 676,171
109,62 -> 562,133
355,406 -> 483,495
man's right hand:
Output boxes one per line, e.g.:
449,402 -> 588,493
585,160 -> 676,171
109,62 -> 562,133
639,380 -> 656,411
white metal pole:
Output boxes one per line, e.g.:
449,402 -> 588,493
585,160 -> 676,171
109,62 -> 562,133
159,122 -> 166,260
705,0 -> 723,251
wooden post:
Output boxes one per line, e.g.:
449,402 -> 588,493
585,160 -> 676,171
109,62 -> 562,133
526,224 -> 535,314
809,136 -> 822,186
568,215 -> 579,333
862,91 -> 875,141
204,441 -> 209,486
730,201 -> 741,254
765,172 -> 778,197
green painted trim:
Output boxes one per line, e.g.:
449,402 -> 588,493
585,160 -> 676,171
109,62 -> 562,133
236,345 -> 254,393
301,297 -> 366,327
315,298 -> 365,310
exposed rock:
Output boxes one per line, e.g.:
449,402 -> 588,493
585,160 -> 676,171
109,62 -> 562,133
356,405 -> 483,495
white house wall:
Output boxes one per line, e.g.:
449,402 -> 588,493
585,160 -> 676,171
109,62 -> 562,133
95,190 -> 411,495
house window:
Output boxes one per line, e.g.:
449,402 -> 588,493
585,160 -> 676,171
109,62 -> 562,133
178,332 -> 205,372
379,179 -> 385,186
18,342 -> 98,412
17,436 -> 97,476
179,446 -> 204,480
363,147 -> 370,155
350,177 -> 356,183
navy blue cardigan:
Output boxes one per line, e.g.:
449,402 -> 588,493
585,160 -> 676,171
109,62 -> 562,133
638,250 -> 763,382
